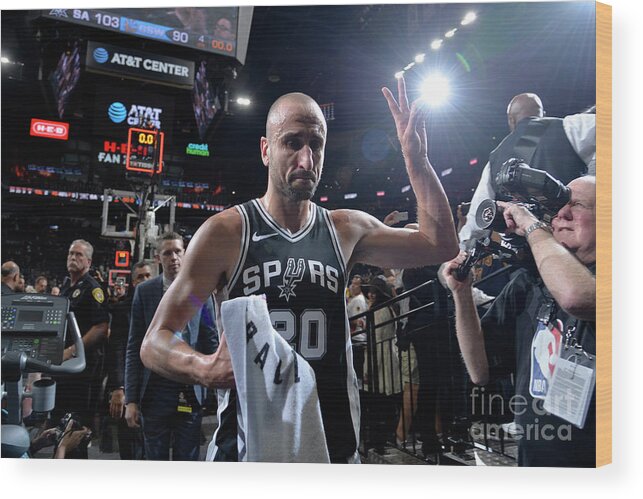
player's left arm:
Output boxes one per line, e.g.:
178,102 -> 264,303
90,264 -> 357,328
336,210 -> 453,270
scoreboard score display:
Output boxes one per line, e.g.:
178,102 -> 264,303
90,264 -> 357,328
41,7 -> 253,63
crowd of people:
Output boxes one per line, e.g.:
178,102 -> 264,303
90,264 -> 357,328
5,172 -> 226,208
2,79 -> 596,466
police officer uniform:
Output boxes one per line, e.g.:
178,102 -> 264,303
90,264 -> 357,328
53,272 -> 109,430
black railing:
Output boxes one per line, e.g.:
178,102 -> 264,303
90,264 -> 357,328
349,278 -> 441,458
349,267 -> 519,463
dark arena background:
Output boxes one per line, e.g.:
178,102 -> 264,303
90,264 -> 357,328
2,2 -> 596,465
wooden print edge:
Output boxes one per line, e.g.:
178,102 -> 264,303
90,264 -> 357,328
595,0 -> 612,467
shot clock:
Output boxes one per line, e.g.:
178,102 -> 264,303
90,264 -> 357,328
126,127 -> 164,174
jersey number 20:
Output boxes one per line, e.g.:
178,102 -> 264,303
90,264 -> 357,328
269,309 -> 327,360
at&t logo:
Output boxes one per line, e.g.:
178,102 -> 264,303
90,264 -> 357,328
93,47 -> 109,64
108,102 -> 127,123
107,101 -> 162,129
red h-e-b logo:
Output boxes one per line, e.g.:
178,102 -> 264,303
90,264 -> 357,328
30,118 -> 69,140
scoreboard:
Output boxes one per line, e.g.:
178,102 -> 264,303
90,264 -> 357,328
42,7 -> 251,61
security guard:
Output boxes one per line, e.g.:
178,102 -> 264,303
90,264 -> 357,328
52,239 -> 109,445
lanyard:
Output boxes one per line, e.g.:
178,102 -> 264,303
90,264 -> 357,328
563,318 -> 593,361
537,287 -> 592,362
536,285 -> 557,325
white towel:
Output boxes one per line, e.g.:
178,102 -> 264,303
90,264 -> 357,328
221,295 -> 330,463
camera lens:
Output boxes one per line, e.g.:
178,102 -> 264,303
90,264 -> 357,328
475,199 -> 507,232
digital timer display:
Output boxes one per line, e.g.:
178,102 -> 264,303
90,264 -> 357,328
126,127 -> 164,174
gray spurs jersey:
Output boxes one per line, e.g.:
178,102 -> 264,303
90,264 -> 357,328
226,198 -> 360,461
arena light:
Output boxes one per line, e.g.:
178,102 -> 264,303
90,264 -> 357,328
394,71 -> 405,79
376,191 -> 386,197
320,196 -> 328,202
401,185 -> 411,193
461,12 -> 477,25
344,193 -> 357,200
445,28 -> 457,38
1,56 -> 10,63
431,39 -> 443,50
420,73 -> 451,107
236,97 -> 251,106
414,53 -> 426,63
404,62 -> 415,71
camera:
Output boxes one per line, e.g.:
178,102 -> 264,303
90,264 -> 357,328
475,158 -> 570,233
454,235 -> 516,281
55,412 -> 92,448
456,159 -> 570,281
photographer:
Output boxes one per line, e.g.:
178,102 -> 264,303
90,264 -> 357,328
442,176 -> 596,467
459,94 -> 594,244
28,418 -> 92,459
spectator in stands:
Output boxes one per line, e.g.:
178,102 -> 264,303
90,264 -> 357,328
394,271 -> 420,448
34,275 -> 48,294
347,274 -> 368,388
1,261 -> 25,294
51,286 -> 61,296
364,275 -> 401,452
401,264 -> 452,455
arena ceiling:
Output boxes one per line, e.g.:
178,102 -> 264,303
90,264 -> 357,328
2,2 -> 596,210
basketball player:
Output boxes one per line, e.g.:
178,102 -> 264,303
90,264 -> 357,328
140,77 -> 459,463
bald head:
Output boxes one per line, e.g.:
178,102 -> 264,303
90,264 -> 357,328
1,261 -> 19,278
265,93 -> 326,141
507,93 -> 544,131
2,261 -> 24,292
261,92 -> 327,203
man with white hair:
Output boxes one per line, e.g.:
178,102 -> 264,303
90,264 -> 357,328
51,239 -> 109,452
459,93 -> 594,243
443,176 -> 596,467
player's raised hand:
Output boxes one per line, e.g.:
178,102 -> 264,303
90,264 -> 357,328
382,76 -> 430,166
